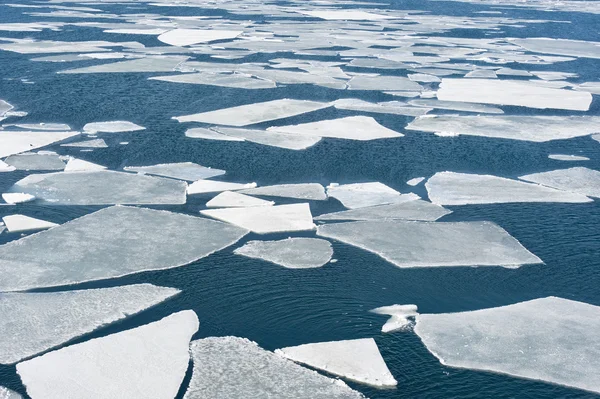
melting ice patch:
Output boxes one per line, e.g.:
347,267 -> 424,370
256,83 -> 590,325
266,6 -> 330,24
83,121 -> 145,133
17,310 -> 199,399
206,191 -> 274,208
370,304 -> 419,333
183,337 -> 365,399
315,200 -> 451,222
276,338 -> 397,387
239,183 -> 327,201
519,167 -> 600,199
414,297 -> 600,394
2,215 -> 57,233
0,284 -> 179,364
124,162 -> 225,181
234,238 -> 333,268
327,182 -> 419,209
0,206 -> 248,291
317,220 -> 542,268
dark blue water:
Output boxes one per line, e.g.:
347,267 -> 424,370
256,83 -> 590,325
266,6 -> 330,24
1,0 -> 599,397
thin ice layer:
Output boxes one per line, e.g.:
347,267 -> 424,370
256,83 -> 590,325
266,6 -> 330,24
327,182 -> 419,209
174,99 -> 329,126
0,206 -> 247,291
3,154 -> 65,171
2,215 -> 57,233
234,238 -> 333,268
0,131 -> 79,158
9,170 -> 187,205
414,297 -> 600,394
315,200 -> 451,222
370,304 -> 419,333
317,220 -> 542,268
0,284 -> 179,364
184,337 -> 364,399
239,183 -> 327,201
83,121 -> 144,133
17,310 -> 199,399
426,172 -> 591,205
276,338 -> 397,387
206,191 -> 274,208
124,162 -> 225,181
201,203 -> 315,234
519,167 -> 600,198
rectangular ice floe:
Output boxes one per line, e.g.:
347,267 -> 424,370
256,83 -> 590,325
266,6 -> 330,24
426,172 -> 592,205
239,183 -> 327,201
124,162 -> 225,181
174,99 -> 329,126
327,182 -> 419,209
234,238 -> 333,268
519,167 -> 600,198
0,206 -> 248,291
414,297 -> 600,394
406,115 -> 600,142
317,220 -> 542,268
436,79 -> 592,111
315,200 -> 451,222
511,38 -> 600,59
0,130 -> 79,158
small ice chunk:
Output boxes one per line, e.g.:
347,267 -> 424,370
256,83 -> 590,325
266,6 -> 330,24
211,127 -> 322,150
187,180 -> 256,195
548,154 -> 589,161
239,183 -> 327,201
408,99 -> 504,114
317,220 -> 542,268
519,167 -> 600,198
347,75 -> 423,91
3,153 -> 65,171
276,338 -> 396,387
465,69 -> 497,78
315,200 -> 450,222
370,304 -> 419,333
61,138 -> 108,148
298,10 -> 395,20
0,130 -> 79,158
2,215 -> 57,233
327,182 -> 419,209
0,160 -> 16,172
17,310 -> 199,399
268,116 -> 403,141
1,193 -> 35,204
0,387 -> 21,399
151,72 -> 276,89
83,121 -> 145,133
426,171 -> 592,205
437,79 -> 591,111
408,73 -> 441,83
174,99 -> 329,127
158,29 -> 242,46
0,284 -> 179,364
185,127 -> 244,141
124,162 -> 225,181
206,191 -> 274,208
183,337 -> 364,399
414,297 -> 600,394
64,158 -> 106,172
234,238 -> 333,268
201,203 -> 315,234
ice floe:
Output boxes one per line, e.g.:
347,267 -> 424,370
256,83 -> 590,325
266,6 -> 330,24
187,180 -> 256,195
83,121 -> 145,133
211,127 -> 322,150
414,297 -> 600,394
276,338 -> 396,387
327,182 -> 419,209
10,123 -> 70,131
332,99 -> 430,117
9,170 -> 187,205
520,167 -> 600,198
183,337 -> 365,399
2,215 -> 57,233
0,284 -> 179,364
174,99 -> 329,126
298,10 -> 395,20
408,99 -> 504,114
347,75 -> 423,91
315,200 -> 450,222
511,38 -> 600,60
370,304 -> 419,333
124,162 -> 225,181
206,191 -> 274,208
239,183 -> 327,201
317,220 -> 542,268
406,177 -> 425,186
0,206 -> 247,291
548,154 -> 589,161
201,203 -> 315,234
0,130 -> 79,158
17,310 -> 199,399
61,138 -> 108,148
1,193 -> 34,205
426,171 -> 592,205
63,158 -> 106,172
158,29 -> 242,46
3,153 -> 65,171
234,238 -> 333,268
60,56 -> 188,74
185,127 -> 244,141
150,72 -> 276,89
0,387 -> 20,399
0,161 -> 15,173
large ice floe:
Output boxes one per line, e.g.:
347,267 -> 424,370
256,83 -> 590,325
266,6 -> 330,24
234,238 -> 333,268
17,310 -> 199,399
60,56 -> 189,74
206,191 -> 274,208
414,297 -> 600,394
406,115 -> 600,142
327,182 -> 419,209
0,130 -> 79,158
519,167 -> 600,199
124,162 -> 225,181
317,220 -> 542,268
370,304 -> 419,333
0,284 -> 179,364
209,126 -> 322,150
158,29 -> 242,46
436,79 -> 592,111
0,206 -> 247,291
315,200 -> 451,222
239,183 -> 327,201
426,172 -> 592,205
3,153 -> 65,171
174,99 -> 329,126
82,121 -> 145,133
2,215 -> 57,233
201,203 -> 315,234
8,170 -> 187,205
0,387 -> 20,399
276,338 -> 397,387
183,336 -> 365,399
187,180 -> 256,195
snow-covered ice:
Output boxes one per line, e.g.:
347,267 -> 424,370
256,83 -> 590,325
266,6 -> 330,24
315,200 -> 451,222
124,162 -> 225,181
158,29 -> 242,46
370,304 -> 419,333
2,215 -> 57,233
187,180 -> 256,195
3,153 -> 65,171
520,167 -> 600,198
234,238 -> 333,268
327,182 -> 419,209
239,183 -> 327,201
83,121 -> 145,133
206,191 -> 274,208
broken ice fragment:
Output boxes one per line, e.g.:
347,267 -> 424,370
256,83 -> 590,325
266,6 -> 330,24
548,154 -> 589,161
206,191 -> 274,208
519,167 -> 600,198
315,200 -> 450,222
83,121 -> 144,133
234,238 -> 333,268
63,158 -> 106,172
0,387 -> 21,399
2,215 -> 57,233
327,182 -> 419,209
239,183 -> 327,201
61,138 -> 108,148
1,193 -> 35,204
370,304 -> 419,333
3,153 -> 65,171
158,29 -> 242,46
187,180 -> 256,195
0,130 -> 79,158
124,162 -> 225,181
406,177 -> 425,186
211,127 -> 322,150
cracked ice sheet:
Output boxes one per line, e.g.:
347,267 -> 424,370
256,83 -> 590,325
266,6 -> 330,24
426,172 -> 592,205
414,297 -> 600,395
17,310 -> 198,399
9,170 -> 186,205
519,167 -> 600,198
124,162 -> 225,181
511,38 -> 600,59
201,203 -> 315,234
174,99 -> 330,127
276,338 -> 396,387
406,115 -> 600,142
234,238 -> 333,269
408,99 -> 504,114
59,56 -> 188,74
3,154 -> 65,171
0,284 -> 179,364
239,183 -> 327,201
158,29 -> 242,46
315,200 -> 451,222
0,387 -> 20,399
0,131 -> 79,158
183,337 -> 364,399
436,79 -> 592,111
2,215 -> 57,233
210,126 -> 322,150
83,121 -> 144,133
0,206 -> 247,292
0,39 -> 144,54
268,116 -> 403,141
327,182 -> 419,209
317,220 -> 542,268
